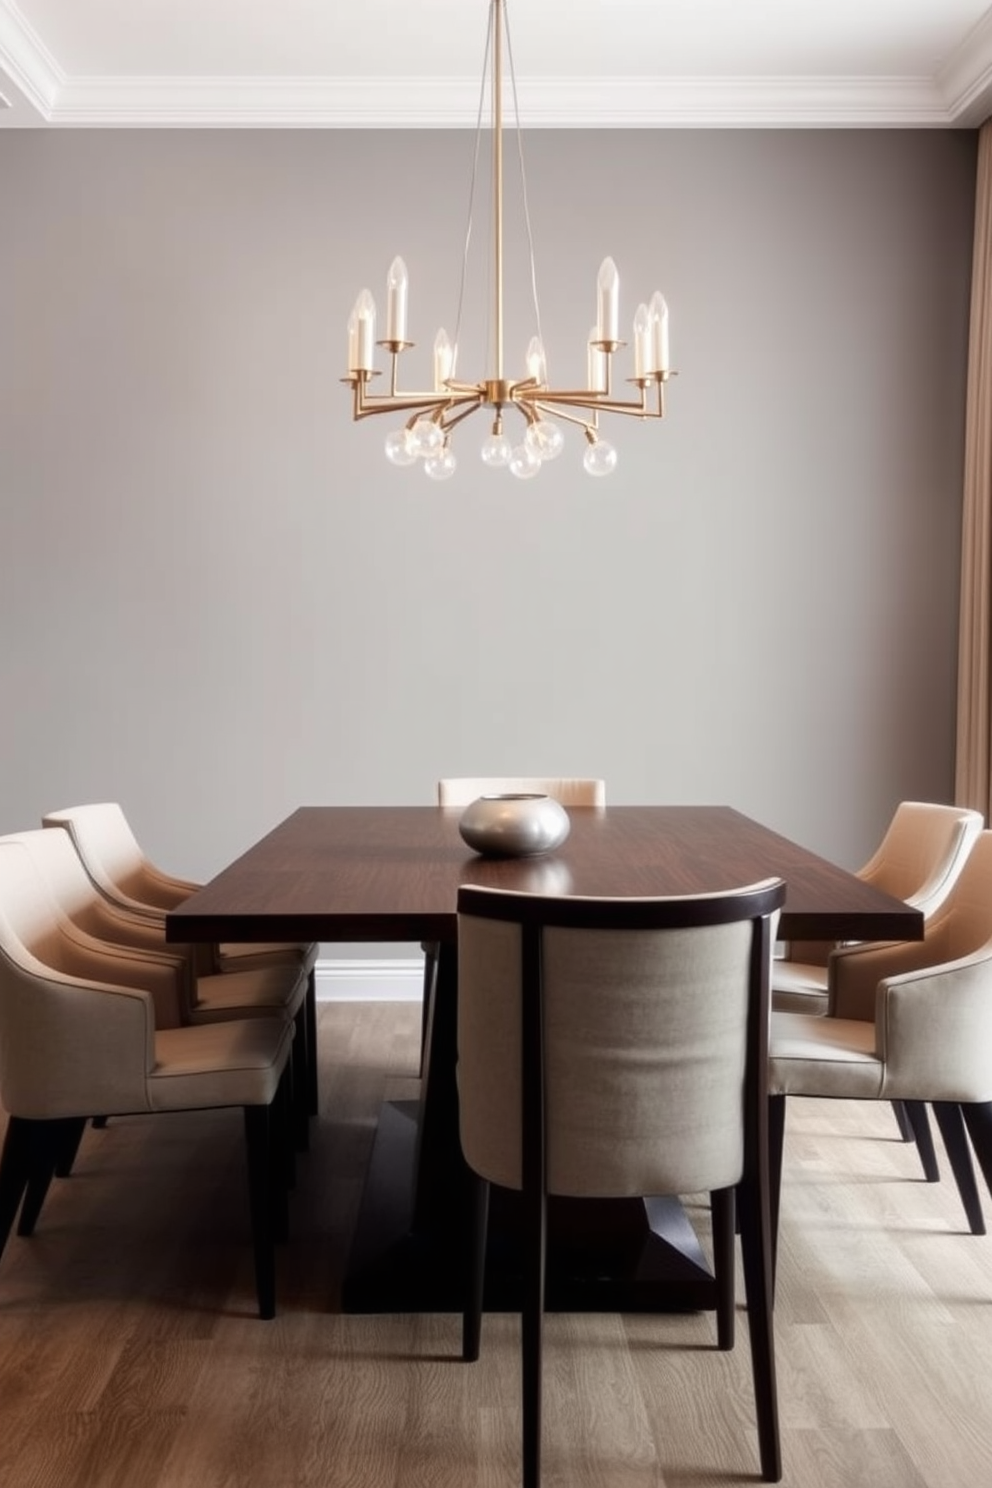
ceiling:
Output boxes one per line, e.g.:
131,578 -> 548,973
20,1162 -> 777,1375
2,0 -> 992,129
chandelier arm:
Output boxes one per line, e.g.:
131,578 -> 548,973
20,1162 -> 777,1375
352,386 -> 483,422
528,400 -> 601,433
438,398 -> 487,435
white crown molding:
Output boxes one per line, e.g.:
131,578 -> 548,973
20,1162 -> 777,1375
25,72 -> 960,129
938,6 -> 992,126
1,0 -> 990,129
0,0 -> 60,117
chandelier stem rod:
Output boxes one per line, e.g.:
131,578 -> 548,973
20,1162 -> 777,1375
493,0 -> 504,382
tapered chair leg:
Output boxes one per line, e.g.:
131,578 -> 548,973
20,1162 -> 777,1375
891,1100 -> 914,1141
522,1188 -> 547,1488
52,1117 -> 88,1179
767,1094 -> 787,1286
961,1102 -> 992,1198
462,1171 -> 489,1362
737,1174 -> 782,1483
304,969 -> 319,1116
932,1102 -> 985,1235
243,1103 -> 277,1319
18,1119 -> 84,1236
291,1004 -> 310,1152
712,1186 -> 736,1350
905,1101 -> 940,1182
0,1117 -> 35,1260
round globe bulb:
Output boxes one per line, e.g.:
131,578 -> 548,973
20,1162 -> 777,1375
481,433 -> 513,468
509,444 -> 542,480
384,428 -> 418,467
582,440 -> 618,477
425,447 -> 457,481
524,420 -> 564,462
410,418 -> 443,459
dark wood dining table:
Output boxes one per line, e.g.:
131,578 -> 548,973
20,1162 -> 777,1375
166,804 -> 923,1314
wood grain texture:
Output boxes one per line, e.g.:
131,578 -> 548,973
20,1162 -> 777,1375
2,1001 -> 992,1486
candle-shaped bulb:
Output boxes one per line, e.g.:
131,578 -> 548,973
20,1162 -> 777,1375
526,335 -> 547,385
433,328 -> 454,390
353,288 -> 376,372
386,256 -> 408,343
633,302 -> 651,378
649,290 -> 669,373
347,305 -> 359,373
587,324 -> 606,393
597,256 -> 619,343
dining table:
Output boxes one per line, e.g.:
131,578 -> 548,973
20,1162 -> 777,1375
166,804 -> 923,1315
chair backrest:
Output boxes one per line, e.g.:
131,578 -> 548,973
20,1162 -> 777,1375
457,878 -> 784,1201
857,800 -> 983,918
42,802 -> 165,909
438,777 -> 606,808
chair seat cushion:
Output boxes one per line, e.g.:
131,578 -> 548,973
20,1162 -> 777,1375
771,960 -> 829,1015
191,964 -> 307,1022
218,941 -> 318,975
769,1012 -> 884,1099
149,1018 -> 293,1110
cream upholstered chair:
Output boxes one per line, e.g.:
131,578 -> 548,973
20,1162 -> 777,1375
42,803 -> 320,1117
769,828 -> 992,1257
419,778 -> 606,1072
1,827 -> 313,1149
773,800 -> 983,1016
0,838 -> 294,1319
457,878 -> 786,1486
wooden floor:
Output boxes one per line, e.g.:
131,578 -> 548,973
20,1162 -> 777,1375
2,1000 -> 992,1486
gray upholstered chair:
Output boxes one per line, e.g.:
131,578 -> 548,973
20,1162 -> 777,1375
457,877 -> 785,1485
0,837 -> 293,1318
769,828 -> 992,1256
773,800 -> 983,1016
5,826 -> 312,1149
42,803 -> 320,1117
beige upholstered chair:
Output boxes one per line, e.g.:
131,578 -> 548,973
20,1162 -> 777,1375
8,826 -> 313,1148
0,838 -> 293,1318
42,803 -> 320,1117
773,800 -> 983,1016
457,878 -> 785,1485
769,828 -> 992,1255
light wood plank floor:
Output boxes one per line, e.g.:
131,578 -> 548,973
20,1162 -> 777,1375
2,1000 -> 992,1486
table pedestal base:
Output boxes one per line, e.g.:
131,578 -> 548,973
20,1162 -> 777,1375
343,1100 -> 719,1315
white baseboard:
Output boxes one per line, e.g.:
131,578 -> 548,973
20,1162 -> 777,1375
315,957 -> 424,1002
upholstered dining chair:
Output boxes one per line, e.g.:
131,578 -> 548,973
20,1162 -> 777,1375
457,877 -> 786,1486
42,803 -> 320,1117
0,837 -> 294,1319
769,828 -> 992,1260
1,827 -> 313,1150
418,777 -> 607,1075
773,800 -> 983,1016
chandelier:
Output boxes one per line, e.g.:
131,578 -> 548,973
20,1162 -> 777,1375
343,0 -> 674,481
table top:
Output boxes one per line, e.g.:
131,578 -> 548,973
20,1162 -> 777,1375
165,805 -> 923,946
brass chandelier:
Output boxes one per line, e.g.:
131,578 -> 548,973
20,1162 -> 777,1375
343,0 -> 674,481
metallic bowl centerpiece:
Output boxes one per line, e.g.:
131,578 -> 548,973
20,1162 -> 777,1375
458,793 -> 571,858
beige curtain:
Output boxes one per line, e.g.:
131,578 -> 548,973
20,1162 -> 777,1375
955,120 -> 992,819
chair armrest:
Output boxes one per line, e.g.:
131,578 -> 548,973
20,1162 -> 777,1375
134,859 -> 201,910
877,949 -> 992,1103
828,925 -> 953,1021
54,929 -> 188,1030
0,957 -> 155,1117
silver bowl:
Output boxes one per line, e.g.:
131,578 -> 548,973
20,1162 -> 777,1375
458,793 -> 571,858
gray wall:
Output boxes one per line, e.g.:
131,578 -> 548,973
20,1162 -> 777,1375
0,127 -> 977,902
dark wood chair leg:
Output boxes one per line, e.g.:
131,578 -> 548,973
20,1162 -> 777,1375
0,1117 -> 36,1260
737,1173 -> 782,1482
932,1102 -> 985,1235
891,1100 -> 914,1141
419,943 -> 437,1079
18,1119 -> 85,1235
243,1103 -> 276,1319
522,1187 -> 547,1488
960,1102 -> 992,1199
767,1094 -> 786,1288
53,1116 -> 88,1178
905,1101 -> 940,1182
462,1171 -> 489,1362
291,1004 -> 310,1153
711,1186 -> 735,1350
304,969 -> 318,1116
